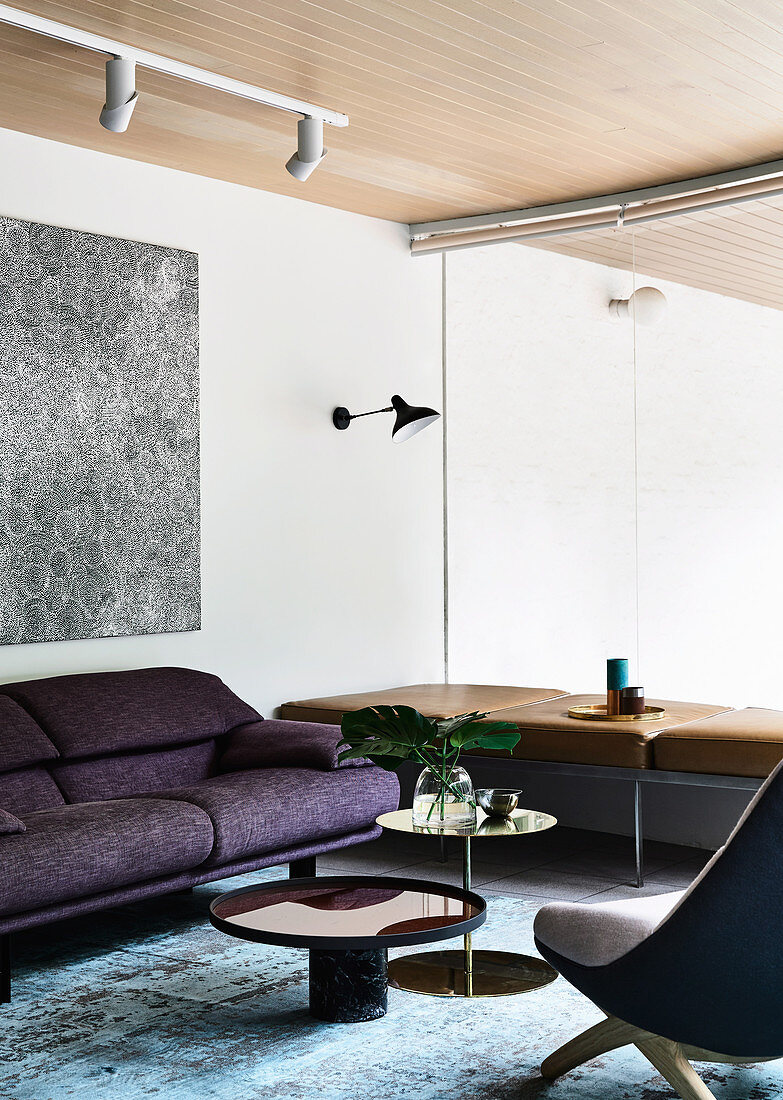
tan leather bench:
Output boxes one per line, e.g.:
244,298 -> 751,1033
280,683 -> 567,724
282,683 -> 774,888
654,708 -> 783,779
474,694 -> 732,769
282,686 -> 732,771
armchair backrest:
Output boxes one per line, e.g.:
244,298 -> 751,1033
581,759 -> 783,1058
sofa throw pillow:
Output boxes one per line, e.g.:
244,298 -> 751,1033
0,808 -> 26,835
218,720 -> 367,773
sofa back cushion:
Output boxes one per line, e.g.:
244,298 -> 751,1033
0,667 -> 260,760
0,696 -> 59,771
0,767 -> 65,816
0,697 -> 63,816
51,740 -> 219,803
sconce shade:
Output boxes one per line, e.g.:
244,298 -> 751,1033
609,286 -> 667,325
390,394 -> 440,443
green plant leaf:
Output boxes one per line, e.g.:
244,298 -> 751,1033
339,705 -> 437,765
434,710 -> 489,736
448,720 -> 521,753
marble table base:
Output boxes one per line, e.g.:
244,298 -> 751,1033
309,948 -> 388,1022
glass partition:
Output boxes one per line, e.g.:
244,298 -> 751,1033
446,216 -> 783,708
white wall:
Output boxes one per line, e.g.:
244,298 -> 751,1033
636,283 -> 783,709
445,244 -> 638,691
446,242 -> 783,846
0,128 -> 444,716
446,242 -> 783,707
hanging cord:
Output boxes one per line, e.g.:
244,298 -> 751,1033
442,252 -> 450,684
631,231 -> 641,680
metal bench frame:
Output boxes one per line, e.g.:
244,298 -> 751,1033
472,757 -> 763,887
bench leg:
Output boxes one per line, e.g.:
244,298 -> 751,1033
0,935 -> 10,1004
289,856 -> 317,879
634,780 -> 644,888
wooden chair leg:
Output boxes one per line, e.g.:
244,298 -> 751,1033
636,1036 -> 717,1100
541,1015 -> 648,1079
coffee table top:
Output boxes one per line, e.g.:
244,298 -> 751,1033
209,875 -> 487,950
377,807 -> 557,838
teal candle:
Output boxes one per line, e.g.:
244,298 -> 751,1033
607,658 -> 629,691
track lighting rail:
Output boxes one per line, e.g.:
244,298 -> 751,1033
0,3 -> 349,128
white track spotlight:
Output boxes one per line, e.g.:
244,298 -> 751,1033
285,116 -> 327,181
99,57 -> 139,132
609,286 -> 667,325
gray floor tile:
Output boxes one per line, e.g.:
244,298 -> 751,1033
481,867 -> 619,901
584,882 -> 687,903
544,850 -> 680,881
643,862 -> 703,887
384,859 -> 506,888
318,850 -> 423,874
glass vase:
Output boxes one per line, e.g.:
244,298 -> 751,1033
412,764 -> 476,830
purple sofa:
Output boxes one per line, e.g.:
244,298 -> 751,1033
0,667 -> 399,1001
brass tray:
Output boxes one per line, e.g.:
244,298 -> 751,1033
568,704 -> 665,722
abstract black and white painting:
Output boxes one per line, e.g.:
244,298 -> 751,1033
0,216 -> 200,644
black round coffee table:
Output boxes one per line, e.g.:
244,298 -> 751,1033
209,875 -> 486,1023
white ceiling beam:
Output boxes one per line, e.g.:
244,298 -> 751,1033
409,157 -> 783,241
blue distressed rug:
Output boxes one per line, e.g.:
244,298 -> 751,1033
2,869 -> 780,1099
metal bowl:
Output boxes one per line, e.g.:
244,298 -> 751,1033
475,788 -> 522,818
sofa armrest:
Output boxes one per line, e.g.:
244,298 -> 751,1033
218,719 -> 367,773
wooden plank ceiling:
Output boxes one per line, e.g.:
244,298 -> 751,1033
530,195 -> 783,312
1,1 -> 783,305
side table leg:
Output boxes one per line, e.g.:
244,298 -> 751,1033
309,948 -> 388,1022
463,835 -> 473,997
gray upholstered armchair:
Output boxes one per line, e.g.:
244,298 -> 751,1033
533,760 -> 783,1100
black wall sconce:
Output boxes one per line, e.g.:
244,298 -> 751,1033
332,394 -> 440,443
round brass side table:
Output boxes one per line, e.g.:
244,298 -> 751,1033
376,806 -> 558,999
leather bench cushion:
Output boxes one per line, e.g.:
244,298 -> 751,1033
280,684 -> 568,724
0,696 -> 58,771
0,798 -> 214,916
654,708 -> 783,778
0,667 -> 260,759
51,740 -> 219,803
470,695 -> 733,769
141,765 -> 400,866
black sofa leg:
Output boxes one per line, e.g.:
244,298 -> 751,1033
289,856 -> 317,879
0,935 -> 10,1004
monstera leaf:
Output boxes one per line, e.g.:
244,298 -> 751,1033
337,705 -> 437,769
337,704 -> 520,768
447,720 -> 521,753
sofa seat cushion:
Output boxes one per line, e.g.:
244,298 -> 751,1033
0,697 -> 59,771
141,766 -> 400,866
280,684 -> 568,724
534,890 -> 685,968
219,720 -> 364,773
0,667 -> 260,759
470,695 -> 733,768
0,799 -> 214,917
654,708 -> 783,778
